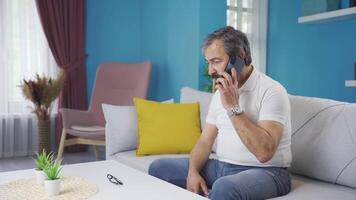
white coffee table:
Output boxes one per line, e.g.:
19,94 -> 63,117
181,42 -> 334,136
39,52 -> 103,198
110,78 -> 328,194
0,160 -> 208,200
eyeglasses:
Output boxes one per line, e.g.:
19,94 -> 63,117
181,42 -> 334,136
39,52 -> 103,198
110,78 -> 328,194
107,173 -> 123,185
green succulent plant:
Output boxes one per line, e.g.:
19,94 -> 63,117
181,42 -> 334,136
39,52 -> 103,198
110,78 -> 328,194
34,150 -> 54,170
43,160 -> 62,180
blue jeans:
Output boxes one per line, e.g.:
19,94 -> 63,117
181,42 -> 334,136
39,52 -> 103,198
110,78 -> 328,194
149,158 -> 291,200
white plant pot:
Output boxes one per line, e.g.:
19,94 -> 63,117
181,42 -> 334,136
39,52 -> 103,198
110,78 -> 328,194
44,179 -> 61,196
35,169 -> 47,185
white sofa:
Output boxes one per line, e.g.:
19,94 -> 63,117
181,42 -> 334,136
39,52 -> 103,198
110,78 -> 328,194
105,87 -> 356,199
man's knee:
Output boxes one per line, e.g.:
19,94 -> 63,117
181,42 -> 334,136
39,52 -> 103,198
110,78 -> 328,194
210,168 -> 290,200
148,158 -> 189,188
148,158 -> 170,179
210,177 -> 246,200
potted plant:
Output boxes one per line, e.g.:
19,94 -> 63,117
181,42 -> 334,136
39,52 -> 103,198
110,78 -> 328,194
33,150 -> 53,185
20,70 -> 65,153
202,63 -> 214,92
43,159 -> 62,196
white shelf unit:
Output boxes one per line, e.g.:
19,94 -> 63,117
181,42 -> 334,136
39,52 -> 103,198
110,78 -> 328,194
345,80 -> 356,87
298,7 -> 356,24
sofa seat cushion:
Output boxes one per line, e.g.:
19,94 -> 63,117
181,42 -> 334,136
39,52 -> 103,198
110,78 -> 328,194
111,150 -> 217,173
111,151 -> 189,172
272,174 -> 356,200
111,152 -> 356,199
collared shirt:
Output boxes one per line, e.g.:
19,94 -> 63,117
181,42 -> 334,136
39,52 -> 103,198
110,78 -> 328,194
206,67 -> 292,167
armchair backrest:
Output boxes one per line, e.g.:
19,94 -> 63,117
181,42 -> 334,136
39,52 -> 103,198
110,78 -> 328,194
89,61 -> 151,125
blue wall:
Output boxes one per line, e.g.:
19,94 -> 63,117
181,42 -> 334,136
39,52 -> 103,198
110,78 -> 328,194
86,0 -> 142,101
86,0 -> 226,102
141,0 -> 201,101
199,1 -> 227,91
268,0 -> 356,102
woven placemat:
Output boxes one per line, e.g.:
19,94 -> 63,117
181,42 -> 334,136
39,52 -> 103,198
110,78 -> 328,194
0,176 -> 98,200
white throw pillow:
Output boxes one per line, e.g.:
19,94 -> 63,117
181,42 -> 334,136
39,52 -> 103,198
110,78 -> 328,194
103,99 -> 174,156
180,87 -> 216,152
180,87 -> 213,130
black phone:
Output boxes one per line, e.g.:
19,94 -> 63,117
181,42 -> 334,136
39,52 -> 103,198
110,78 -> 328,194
225,55 -> 245,78
211,55 -> 245,80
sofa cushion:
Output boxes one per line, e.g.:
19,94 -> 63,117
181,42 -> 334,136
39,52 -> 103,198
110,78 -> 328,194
180,87 -> 213,129
103,105 -> 138,157
111,151 -> 189,172
111,150 -> 217,173
134,98 -> 201,155
180,87 -> 217,152
111,152 -> 356,200
103,99 -> 174,157
271,174 -> 356,200
289,95 -> 356,188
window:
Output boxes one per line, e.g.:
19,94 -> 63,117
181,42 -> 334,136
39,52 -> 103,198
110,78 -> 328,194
226,0 -> 268,73
0,0 -> 58,114
227,0 -> 252,36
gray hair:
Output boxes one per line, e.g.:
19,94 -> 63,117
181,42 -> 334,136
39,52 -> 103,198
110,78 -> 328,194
202,26 -> 252,65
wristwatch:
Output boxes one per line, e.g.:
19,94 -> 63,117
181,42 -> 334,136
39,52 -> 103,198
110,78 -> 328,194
226,105 -> 243,117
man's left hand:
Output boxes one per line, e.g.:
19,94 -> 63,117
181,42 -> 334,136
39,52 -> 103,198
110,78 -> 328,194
215,68 -> 240,110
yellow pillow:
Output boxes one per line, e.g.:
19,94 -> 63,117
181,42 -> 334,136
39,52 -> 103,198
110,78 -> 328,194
134,98 -> 201,156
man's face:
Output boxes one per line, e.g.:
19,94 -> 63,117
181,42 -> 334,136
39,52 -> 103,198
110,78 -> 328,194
204,39 -> 229,77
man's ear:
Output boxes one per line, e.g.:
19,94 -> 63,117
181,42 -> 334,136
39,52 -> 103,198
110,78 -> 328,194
238,51 -> 246,59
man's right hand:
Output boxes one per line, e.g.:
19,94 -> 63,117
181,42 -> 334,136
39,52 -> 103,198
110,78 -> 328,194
186,170 -> 209,196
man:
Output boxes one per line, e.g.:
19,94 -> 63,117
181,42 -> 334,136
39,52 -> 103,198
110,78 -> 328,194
149,26 -> 292,200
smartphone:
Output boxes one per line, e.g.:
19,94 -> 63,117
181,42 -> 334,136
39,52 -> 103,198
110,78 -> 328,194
211,55 -> 245,79
225,55 -> 245,78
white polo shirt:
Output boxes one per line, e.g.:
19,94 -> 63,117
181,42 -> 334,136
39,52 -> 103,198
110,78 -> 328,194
206,67 -> 292,167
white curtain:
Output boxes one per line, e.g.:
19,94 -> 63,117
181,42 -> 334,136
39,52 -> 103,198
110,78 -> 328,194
227,0 -> 268,73
0,0 -> 58,157
0,115 -> 56,158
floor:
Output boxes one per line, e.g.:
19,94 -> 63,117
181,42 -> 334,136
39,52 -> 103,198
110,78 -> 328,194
0,149 -> 105,173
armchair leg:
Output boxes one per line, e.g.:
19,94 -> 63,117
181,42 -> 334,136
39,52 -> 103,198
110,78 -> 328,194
93,145 -> 99,160
57,129 -> 67,161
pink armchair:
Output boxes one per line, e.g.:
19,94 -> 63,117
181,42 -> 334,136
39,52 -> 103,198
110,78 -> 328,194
57,61 -> 151,160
